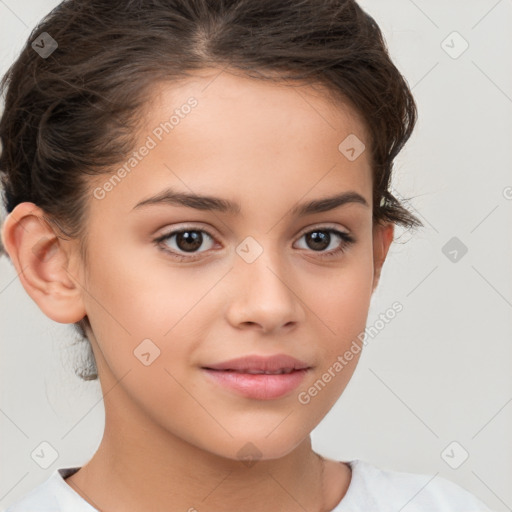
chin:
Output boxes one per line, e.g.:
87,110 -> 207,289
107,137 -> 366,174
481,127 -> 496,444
202,431 -> 307,465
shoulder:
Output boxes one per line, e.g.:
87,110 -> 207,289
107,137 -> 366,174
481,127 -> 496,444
336,459 -> 493,512
3,467 -> 96,512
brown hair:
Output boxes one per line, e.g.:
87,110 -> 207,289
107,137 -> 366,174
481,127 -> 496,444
0,0 -> 422,380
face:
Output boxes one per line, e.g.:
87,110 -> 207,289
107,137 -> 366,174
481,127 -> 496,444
64,69 -> 392,460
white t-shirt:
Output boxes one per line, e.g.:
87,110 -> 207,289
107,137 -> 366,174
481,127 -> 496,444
3,459 -> 493,512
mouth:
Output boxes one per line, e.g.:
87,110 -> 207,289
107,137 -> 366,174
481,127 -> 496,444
201,353 -> 311,373
202,367 -> 301,375
201,354 -> 312,400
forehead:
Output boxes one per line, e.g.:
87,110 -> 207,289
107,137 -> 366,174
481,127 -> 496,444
89,68 -> 373,217
144,67 -> 370,148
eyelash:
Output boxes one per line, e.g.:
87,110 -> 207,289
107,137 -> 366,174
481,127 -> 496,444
153,225 -> 356,262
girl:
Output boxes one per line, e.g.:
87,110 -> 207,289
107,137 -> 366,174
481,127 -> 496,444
0,0 -> 495,510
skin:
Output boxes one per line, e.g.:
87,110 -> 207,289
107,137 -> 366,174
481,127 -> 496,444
2,68 -> 394,512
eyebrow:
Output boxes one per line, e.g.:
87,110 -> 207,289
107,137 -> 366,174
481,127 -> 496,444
132,187 -> 369,216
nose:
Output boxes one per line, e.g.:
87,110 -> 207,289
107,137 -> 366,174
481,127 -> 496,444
224,243 -> 305,334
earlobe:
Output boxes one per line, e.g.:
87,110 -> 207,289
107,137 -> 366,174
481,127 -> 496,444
371,222 -> 394,293
1,202 -> 87,324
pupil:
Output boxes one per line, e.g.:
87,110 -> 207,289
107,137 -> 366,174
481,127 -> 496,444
308,231 -> 329,251
177,231 -> 202,252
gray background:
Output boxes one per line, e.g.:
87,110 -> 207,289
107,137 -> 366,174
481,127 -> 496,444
1,0 -> 511,510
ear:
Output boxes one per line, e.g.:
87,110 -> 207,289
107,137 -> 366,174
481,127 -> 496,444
371,222 -> 394,293
1,202 -> 86,323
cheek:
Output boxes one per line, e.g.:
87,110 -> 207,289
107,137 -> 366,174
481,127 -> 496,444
84,240 -> 189,329
295,265 -> 373,418
81,241 -> 215,377
305,246 -> 375,336
298,245 -> 374,403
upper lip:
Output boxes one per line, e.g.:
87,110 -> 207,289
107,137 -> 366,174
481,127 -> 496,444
202,354 -> 311,372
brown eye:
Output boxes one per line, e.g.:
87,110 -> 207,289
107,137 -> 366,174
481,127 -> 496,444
294,228 -> 355,258
154,227 -> 216,260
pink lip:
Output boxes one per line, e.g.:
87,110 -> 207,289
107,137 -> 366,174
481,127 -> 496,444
202,369 -> 309,400
201,354 -> 312,400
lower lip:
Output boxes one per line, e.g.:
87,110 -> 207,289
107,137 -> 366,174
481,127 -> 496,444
202,368 -> 310,400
